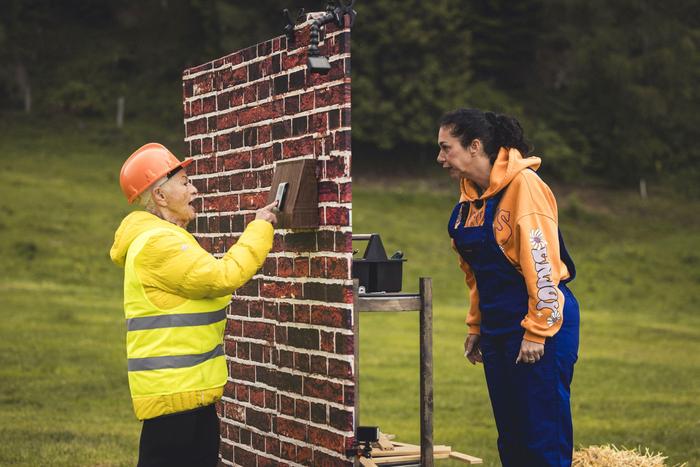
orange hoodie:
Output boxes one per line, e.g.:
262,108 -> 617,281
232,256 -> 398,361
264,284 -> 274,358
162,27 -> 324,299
452,147 -> 571,344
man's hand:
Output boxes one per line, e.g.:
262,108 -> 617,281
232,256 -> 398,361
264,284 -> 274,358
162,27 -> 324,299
255,201 -> 278,226
516,339 -> 544,364
464,334 -> 482,365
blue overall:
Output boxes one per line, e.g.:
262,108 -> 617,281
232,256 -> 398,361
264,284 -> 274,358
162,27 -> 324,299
448,188 -> 580,467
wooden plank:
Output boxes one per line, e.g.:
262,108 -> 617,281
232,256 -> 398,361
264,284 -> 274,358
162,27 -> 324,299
373,452 -> 450,464
377,433 -> 393,451
357,295 -> 421,312
371,445 -> 451,457
449,451 -> 484,464
359,457 -> 378,467
419,277 -> 434,467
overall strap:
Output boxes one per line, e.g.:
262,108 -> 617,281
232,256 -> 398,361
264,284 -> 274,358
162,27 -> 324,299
483,189 -> 506,229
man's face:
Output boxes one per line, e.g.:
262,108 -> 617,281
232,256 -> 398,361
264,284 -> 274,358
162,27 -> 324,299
156,169 -> 198,226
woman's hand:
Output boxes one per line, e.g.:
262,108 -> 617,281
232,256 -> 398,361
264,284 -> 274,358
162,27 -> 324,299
516,339 -> 544,364
255,201 -> 278,226
464,334 -> 482,365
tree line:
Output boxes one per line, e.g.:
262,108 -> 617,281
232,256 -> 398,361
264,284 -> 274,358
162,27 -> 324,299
1,0 -> 698,187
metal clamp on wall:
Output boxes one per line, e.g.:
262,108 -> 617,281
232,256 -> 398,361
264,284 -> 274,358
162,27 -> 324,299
307,0 -> 357,74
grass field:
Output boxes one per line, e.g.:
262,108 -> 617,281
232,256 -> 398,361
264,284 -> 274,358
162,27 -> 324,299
0,117 -> 698,466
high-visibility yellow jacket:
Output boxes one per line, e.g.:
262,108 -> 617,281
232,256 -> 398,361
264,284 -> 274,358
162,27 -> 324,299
110,211 -> 273,420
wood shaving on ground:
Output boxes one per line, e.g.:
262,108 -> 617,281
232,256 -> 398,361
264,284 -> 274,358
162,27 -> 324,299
573,445 -> 687,467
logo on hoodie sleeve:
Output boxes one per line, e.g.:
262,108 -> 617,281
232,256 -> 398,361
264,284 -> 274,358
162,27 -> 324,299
529,228 -> 561,327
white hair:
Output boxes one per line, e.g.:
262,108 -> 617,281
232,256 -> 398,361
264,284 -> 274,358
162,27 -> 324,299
136,176 -> 167,212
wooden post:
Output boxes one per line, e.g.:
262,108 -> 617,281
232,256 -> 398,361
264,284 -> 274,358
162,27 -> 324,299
353,279 -> 361,467
116,96 -> 125,128
419,277 -> 434,467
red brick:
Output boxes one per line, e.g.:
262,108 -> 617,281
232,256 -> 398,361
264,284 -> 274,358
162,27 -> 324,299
299,91 -> 314,111
220,441 -> 233,461
193,74 -> 214,95
304,376 -> 343,403
318,181 -> 339,202
261,280 -> 302,299
321,331 -> 334,353
221,151 -> 252,171
240,192 -> 267,210
186,117 -> 206,137
225,401 -> 246,422
252,147 -> 273,168
297,446 -> 313,464
311,402 -> 326,424
335,333 -> 354,355
336,231 -> 352,253
295,399 -> 310,420
217,111 -> 237,129
237,341 -> 250,360
249,301 -> 263,318
243,321 -> 274,343
285,95 -> 300,115
276,417 -> 307,442
231,362 -> 256,382
324,206 -> 350,226
294,352 -> 310,372
257,454 -> 278,467
294,304 -> 310,324
325,156 -> 348,178
310,355 -> 327,375
266,436 -> 280,457
303,282 -> 347,303
344,384 -> 355,406
279,303 -> 293,323
308,426 -> 346,453
310,112 -> 328,134
243,84 -> 257,103
202,96 -> 216,113
202,138 -> 214,154
311,305 -> 351,328
280,395 -> 295,416
265,389 -> 276,409
235,278 -> 259,297
242,172 -> 257,189
235,382 -> 249,401
328,358 -> 352,379
314,451 -> 348,466
293,257 -> 310,277
327,257 -> 349,279
280,441 -> 296,461
234,446 -> 256,466
282,136 -> 314,159
334,129 -> 352,151
282,51 -> 306,70
258,126 -> 272,146
203,194 -> 239,213
284,232 -> 317,252
310,257 -> 325,277
240,428 -> 252,445
339,182 -> 351,202
315,84 -> 346,107
287,327 -> 319,350
246,407 -> 272,432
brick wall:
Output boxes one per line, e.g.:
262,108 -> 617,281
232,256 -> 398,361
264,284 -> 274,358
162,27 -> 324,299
182,13 -> 353,467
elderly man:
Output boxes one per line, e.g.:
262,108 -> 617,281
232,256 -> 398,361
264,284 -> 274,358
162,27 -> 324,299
110,143 -> 277,467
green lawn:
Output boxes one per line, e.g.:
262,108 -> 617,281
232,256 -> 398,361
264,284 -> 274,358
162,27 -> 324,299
0,117 -> 698,466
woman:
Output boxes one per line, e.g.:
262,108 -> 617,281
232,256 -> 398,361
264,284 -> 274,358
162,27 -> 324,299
437,109 -> 579,466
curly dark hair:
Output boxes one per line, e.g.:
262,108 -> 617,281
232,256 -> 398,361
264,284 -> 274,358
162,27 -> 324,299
439,108 -> 530,163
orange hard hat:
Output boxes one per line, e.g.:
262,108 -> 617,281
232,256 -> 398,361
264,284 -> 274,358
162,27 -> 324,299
119,143 -> 193,204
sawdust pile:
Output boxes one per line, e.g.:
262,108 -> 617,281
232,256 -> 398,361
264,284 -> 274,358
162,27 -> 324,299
573,445 -> 687,467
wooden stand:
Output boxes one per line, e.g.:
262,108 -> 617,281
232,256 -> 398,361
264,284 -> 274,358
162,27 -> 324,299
353,278 -> 482,465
